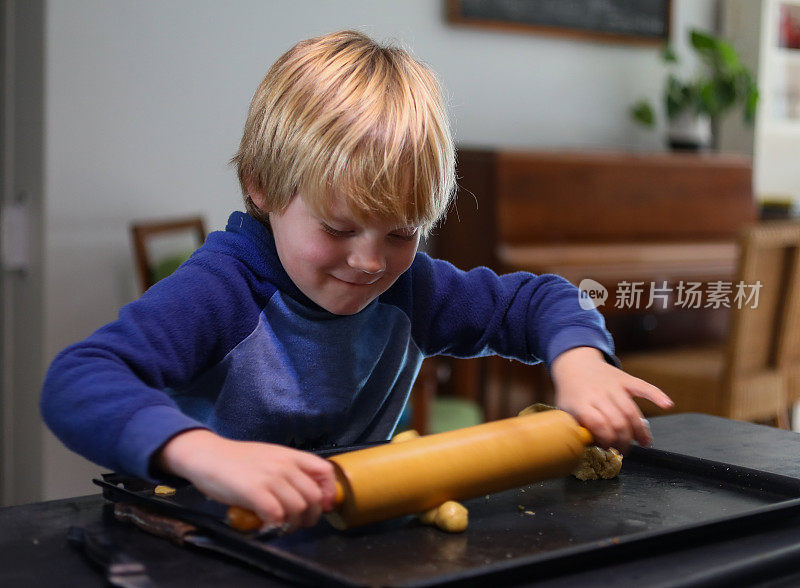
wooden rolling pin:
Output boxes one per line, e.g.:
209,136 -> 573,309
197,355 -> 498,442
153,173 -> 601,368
227,409 -> 592,531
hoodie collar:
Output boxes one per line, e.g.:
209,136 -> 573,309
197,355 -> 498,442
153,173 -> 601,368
224,211 -> 325,312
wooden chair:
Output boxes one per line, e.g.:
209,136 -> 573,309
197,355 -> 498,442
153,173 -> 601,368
622,221 -> 800,429
410,359 -> 438,434
406,358 -> 485,434
130,216 -> 206,293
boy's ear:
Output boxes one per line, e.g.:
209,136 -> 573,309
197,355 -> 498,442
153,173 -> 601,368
246,179 -> 268,212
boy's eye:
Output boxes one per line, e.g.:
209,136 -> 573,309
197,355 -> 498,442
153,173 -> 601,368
321,222 -> 353,238
390,228 -> 418,241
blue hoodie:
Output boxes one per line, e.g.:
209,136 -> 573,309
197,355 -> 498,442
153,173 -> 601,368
41,211 -> 614,480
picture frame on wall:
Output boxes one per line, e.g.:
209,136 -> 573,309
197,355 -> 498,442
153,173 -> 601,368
446,0 -> 672,45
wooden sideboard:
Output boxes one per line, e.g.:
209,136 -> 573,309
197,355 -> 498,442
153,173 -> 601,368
436,148 -> 754,273
431,148 -> 756,415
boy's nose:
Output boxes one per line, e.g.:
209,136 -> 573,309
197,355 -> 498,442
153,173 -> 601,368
347,243 -> 386,275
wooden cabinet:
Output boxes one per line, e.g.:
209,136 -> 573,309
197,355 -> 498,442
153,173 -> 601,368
436,148 -> 754,278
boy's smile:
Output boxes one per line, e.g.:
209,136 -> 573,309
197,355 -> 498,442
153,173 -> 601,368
267,191 -> 420,315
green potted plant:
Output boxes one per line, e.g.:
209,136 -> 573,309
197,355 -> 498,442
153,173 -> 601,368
630,29 -> 759,150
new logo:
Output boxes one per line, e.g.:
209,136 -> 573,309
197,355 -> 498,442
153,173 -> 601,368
578,279 -> 608,310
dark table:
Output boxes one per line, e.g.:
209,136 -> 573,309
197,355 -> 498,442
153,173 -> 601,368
3,414 -> 800,587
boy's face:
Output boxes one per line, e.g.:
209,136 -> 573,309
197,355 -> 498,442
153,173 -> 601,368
266,191 -> 420,315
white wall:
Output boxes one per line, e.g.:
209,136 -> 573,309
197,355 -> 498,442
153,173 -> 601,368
39,0 -> 718,500
753,0 -> 800,203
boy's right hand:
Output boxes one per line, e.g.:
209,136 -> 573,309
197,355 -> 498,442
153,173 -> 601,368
155,429 -> 337,532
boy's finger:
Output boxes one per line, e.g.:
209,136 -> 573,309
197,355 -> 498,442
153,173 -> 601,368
600,405 -> 632,453
286,467 -> 324,503
293,451 -> 336,484
286,470 -> 325,527
623,407 -> 652,447
575,405 -> 615,449
295,453 -> 338,510
248,491 -> 285,530
607,397 -> 653,451
627,378 -> 674,409
610,394 -> 652,447
318,475 -> 338,512
635,417 -> 652,446
265,478 -> 308,532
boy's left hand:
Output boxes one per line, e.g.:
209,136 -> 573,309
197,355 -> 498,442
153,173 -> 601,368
550,347 -> 673,452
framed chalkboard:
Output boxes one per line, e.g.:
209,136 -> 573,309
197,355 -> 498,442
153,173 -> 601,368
447,0 -> 671,45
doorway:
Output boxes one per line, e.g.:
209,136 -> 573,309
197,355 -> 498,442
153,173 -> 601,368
1,0 -> 45,506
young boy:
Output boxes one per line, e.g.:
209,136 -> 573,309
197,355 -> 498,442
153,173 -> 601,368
41,30 -> 672,533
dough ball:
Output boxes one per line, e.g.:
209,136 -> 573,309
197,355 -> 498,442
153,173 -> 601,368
572,446 -> 623,480
518,403 -> 555,417
391,430 -> 420,443
226,506 -> 261,531
419,506 -> 439,525
419,501 -> 469,533
433,501 -> 469,533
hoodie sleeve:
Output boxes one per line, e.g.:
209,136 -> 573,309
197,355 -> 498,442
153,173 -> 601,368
399,253 -> 616,366
40,253 -> 264,480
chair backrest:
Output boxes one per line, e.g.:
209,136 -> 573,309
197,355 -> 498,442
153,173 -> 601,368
130,216 -> 207,293
724,221 -> 800,420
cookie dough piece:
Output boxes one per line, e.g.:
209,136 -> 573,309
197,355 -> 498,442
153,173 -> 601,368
419,505 -> 439,525
227,505 -> 262,532
419,500 -> 469,533
518,404 -> 623,480
391,429 -> 420,443
433,501 -> 469,533
518,403 -> 555,417
572,446 -> 623,480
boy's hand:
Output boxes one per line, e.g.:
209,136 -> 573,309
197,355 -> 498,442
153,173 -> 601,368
550,347 -> 673,452
155,429 -> 337,532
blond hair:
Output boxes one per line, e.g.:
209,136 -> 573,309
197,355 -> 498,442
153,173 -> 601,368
231,30 -> 455,235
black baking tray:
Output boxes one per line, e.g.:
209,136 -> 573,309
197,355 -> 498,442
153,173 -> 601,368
95,445 -> 800,587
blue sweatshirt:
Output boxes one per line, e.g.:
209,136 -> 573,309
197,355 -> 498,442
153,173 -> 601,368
41,211 -> 614,480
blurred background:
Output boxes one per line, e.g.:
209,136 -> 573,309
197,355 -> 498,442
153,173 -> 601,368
2,0 -> 798,505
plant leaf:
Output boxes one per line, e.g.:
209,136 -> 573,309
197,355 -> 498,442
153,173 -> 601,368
662,45 -> 678,63
665,75 -> 692,119
630,101 -> 656,127
644,28 -> 759,127
717,40 -> 741,71
744,88 -> 759,123
690,30 -> 717,52
714,77 -> 738,110
697,81 -> 719,116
